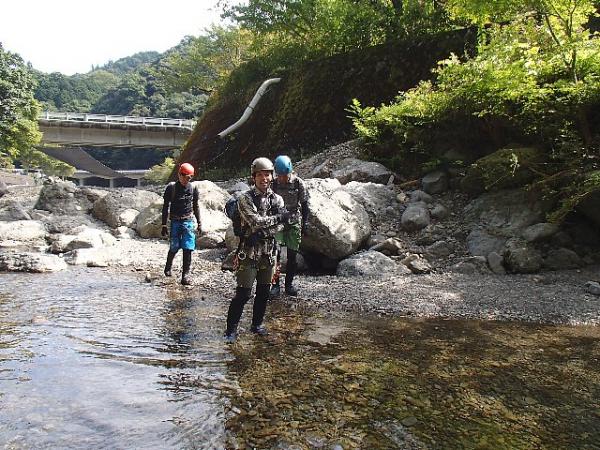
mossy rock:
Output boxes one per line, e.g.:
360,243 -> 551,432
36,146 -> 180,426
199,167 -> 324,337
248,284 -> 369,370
460,146 -> 546,195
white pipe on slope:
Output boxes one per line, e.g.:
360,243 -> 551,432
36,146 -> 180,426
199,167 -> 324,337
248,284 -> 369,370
217,78 -> 282,139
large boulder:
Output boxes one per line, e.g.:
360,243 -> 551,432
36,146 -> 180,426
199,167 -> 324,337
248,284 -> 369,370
460,146 -> 546,195
422,170 -> 449,195
310,158 -> 393,185
503,238 -> 543,273
338,181 -> 399,221
135,200 -> 164,238
35,179 -> 100,215
92,189 -> 161,228
464,189 -> 551,236
0,252 -> 67,273
301,179 -> 371,260
0,220 -> 46,242
336,251 -> 399,277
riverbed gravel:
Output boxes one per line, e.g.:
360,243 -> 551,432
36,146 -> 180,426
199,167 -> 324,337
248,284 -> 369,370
113,236 -> 600,326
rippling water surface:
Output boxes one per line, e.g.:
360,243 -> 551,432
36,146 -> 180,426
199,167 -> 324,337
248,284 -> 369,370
1,268 -> 599,449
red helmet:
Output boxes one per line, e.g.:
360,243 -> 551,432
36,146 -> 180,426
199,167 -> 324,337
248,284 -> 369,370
179,163 -> 195,176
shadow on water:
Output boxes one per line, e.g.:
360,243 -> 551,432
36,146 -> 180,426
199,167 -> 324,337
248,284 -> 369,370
0,268 -> 599,449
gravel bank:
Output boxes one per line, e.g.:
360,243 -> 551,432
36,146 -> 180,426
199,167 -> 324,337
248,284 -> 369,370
114,237 -> 600,326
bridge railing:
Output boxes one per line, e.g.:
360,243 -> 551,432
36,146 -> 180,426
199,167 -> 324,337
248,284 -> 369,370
39,111 -> 196,130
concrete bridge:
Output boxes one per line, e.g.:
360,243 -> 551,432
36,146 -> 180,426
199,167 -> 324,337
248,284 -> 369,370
37,111 -> 196,186
38,111 -> 195,148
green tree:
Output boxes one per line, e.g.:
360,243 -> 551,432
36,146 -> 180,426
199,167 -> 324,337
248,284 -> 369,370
157,26 -> 255,94
0,44 -> 41,167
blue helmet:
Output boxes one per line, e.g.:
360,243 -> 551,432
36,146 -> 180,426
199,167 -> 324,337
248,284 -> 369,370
274,155 -> 293,175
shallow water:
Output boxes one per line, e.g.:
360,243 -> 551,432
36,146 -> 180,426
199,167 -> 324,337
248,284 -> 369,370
0,268 -> 599,449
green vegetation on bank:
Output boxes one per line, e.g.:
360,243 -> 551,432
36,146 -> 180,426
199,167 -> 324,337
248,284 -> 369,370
349,0 -> 600,221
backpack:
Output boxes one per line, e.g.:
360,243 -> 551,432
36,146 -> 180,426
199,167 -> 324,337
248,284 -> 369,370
225,190 -> 264,237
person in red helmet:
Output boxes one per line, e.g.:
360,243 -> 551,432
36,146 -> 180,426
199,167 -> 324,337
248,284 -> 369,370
161,162 -> 201,285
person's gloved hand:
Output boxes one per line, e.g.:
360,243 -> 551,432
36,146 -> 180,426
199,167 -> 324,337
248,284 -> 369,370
277,210 -> 292,225
247,229 -> 266,246
161,225 -> 168,237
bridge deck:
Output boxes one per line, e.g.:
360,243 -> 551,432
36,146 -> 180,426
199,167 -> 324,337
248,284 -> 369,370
39,111 -> 196,130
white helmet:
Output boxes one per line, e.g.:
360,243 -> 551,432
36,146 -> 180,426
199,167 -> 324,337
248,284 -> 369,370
251,157 -> 274,175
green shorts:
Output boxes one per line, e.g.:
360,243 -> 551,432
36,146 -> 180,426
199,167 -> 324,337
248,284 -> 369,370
236,255 -> 276,288
275,222 -> 302,252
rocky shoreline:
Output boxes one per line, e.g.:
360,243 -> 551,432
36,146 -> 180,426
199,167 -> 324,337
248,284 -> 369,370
119,238 -> 600,326
2,140 -> 600,326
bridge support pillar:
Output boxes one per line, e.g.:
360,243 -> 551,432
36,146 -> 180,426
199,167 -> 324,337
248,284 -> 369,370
109,179 -> 115,189
136,179 -> 141,187
78,178 -> 85,187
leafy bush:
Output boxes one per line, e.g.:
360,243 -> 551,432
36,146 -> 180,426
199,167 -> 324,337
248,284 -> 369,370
350,9 -> 600,218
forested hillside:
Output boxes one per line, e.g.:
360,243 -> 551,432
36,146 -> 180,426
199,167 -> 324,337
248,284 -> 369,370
33,51 -> 207,119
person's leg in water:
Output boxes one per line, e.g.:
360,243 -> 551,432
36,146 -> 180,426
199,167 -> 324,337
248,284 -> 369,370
165,220 -> 181,277
180,219 -> 196,285
224,286 -> 252,342
284,223 -> 301,296
270,248 -> 282,297
224,258 -> 257,342
285,248 -> 298,296
164,250 -> 177,276
251,260 -> 276,335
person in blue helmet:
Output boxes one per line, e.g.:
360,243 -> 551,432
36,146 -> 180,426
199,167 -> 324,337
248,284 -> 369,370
271,155 -> 309,296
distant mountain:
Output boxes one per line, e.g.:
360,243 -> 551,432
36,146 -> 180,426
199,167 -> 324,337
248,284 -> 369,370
96,51 -> 160,75
33,49 -> 206,120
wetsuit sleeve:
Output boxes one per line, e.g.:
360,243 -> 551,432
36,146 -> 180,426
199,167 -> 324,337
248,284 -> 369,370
161,184 -> 172,226
193,185 -> 201,231
301,201 -> 309,226
238,193 -> 281,234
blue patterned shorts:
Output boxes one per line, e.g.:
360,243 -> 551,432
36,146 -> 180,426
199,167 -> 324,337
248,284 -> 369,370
169,219 -> 196,251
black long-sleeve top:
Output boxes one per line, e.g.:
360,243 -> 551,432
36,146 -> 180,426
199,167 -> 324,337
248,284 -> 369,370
161,181 -> 201,229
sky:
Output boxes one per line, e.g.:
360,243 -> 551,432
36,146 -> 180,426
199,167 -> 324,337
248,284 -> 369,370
0,0 -> 226,75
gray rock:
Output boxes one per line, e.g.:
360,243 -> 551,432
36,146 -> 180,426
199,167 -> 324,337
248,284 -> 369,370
543,248 -> 582,271
409,190 -> 433,204
425,240 -> 453,258
301,179 -> 371,260
430,204 -> 449,220
522,222 -> 560,242
422,170 -> 448,194
466,229 -> 507,257
0,251 -> 67,272
34,180 -> 97,215
401,254 -> 432,274
92,189 -> 161,228
504,238 -> 543,273
487,252 -> 506,274
401,205 -> 431,232
585,281 -> 600,296
336,251 -> 398,277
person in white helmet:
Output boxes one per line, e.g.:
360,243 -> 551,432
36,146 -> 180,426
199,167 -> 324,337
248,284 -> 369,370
224,157 -> 289,342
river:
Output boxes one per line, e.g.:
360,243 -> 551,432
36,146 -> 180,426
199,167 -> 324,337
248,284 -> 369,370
1,268 -> 599,449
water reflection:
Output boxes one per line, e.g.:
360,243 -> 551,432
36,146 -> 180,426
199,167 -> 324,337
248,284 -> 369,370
0,269 -> 230,449
0,269 -> 599,449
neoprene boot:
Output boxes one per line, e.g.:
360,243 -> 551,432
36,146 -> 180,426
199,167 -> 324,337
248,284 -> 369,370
224,287 -> 252,342
181,250 -> 192,285
251,284 -> 270,335
284,249 -> 298,296
164,250 -> 177,277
